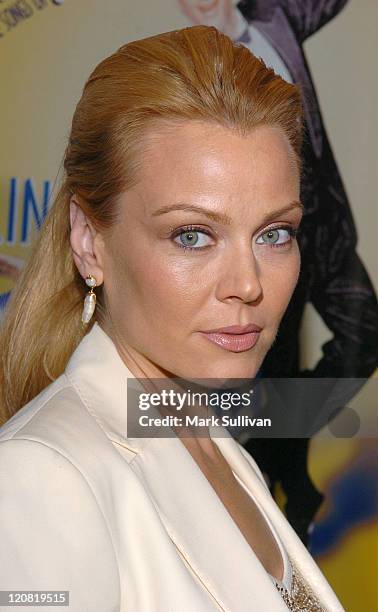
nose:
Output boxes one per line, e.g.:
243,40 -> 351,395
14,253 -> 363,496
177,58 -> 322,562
216,243 -> 263,304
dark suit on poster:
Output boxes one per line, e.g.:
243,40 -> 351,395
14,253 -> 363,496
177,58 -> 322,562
235,0 -> 378,544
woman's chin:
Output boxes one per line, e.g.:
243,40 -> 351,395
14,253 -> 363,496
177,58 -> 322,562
180,365 -> 260,390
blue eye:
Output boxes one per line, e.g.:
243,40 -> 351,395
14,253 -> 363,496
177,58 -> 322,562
172,226 -> 213,251
256,226 -> 297,248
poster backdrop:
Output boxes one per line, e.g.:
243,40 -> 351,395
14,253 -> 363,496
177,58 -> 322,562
1,1 -> 377,610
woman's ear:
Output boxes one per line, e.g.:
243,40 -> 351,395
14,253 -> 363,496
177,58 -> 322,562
69,195 -> 104,286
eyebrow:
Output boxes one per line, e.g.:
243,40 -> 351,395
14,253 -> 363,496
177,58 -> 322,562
151,201 -> 304,226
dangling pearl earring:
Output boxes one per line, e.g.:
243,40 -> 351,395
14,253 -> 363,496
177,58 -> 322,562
81,274 -> 97,325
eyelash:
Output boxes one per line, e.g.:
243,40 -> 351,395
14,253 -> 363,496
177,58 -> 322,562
170,224 -> 299,253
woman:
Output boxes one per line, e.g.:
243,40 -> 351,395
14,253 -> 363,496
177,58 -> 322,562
0,25 -> 344,611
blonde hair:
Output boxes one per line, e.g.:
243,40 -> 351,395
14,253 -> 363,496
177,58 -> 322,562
0,25 -> 303,425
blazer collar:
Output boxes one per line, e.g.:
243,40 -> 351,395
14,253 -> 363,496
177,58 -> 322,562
65,322 -> 343,611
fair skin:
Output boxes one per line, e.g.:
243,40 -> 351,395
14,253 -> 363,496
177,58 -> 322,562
178,0 -> 243,39
70,121 -> 303,580
70,121 -> 302,386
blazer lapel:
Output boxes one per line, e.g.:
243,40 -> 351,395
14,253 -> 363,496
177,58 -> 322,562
130,432 -> 289,612
66,323 -> 343,611
215,434 -> 345,611
66,323 -> 287,610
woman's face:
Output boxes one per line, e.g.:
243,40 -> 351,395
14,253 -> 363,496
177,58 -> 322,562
98,121 -> 302,383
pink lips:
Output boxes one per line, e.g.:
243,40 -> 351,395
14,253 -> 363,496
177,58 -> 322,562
200,323 -> 262,352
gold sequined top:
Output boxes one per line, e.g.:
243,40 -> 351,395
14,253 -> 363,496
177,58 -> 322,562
271,556 -> 327,611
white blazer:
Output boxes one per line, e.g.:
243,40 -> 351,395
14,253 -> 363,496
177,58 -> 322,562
0,322 -> 345,611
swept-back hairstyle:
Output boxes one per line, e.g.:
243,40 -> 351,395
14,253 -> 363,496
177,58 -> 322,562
0,25 -> 303,425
